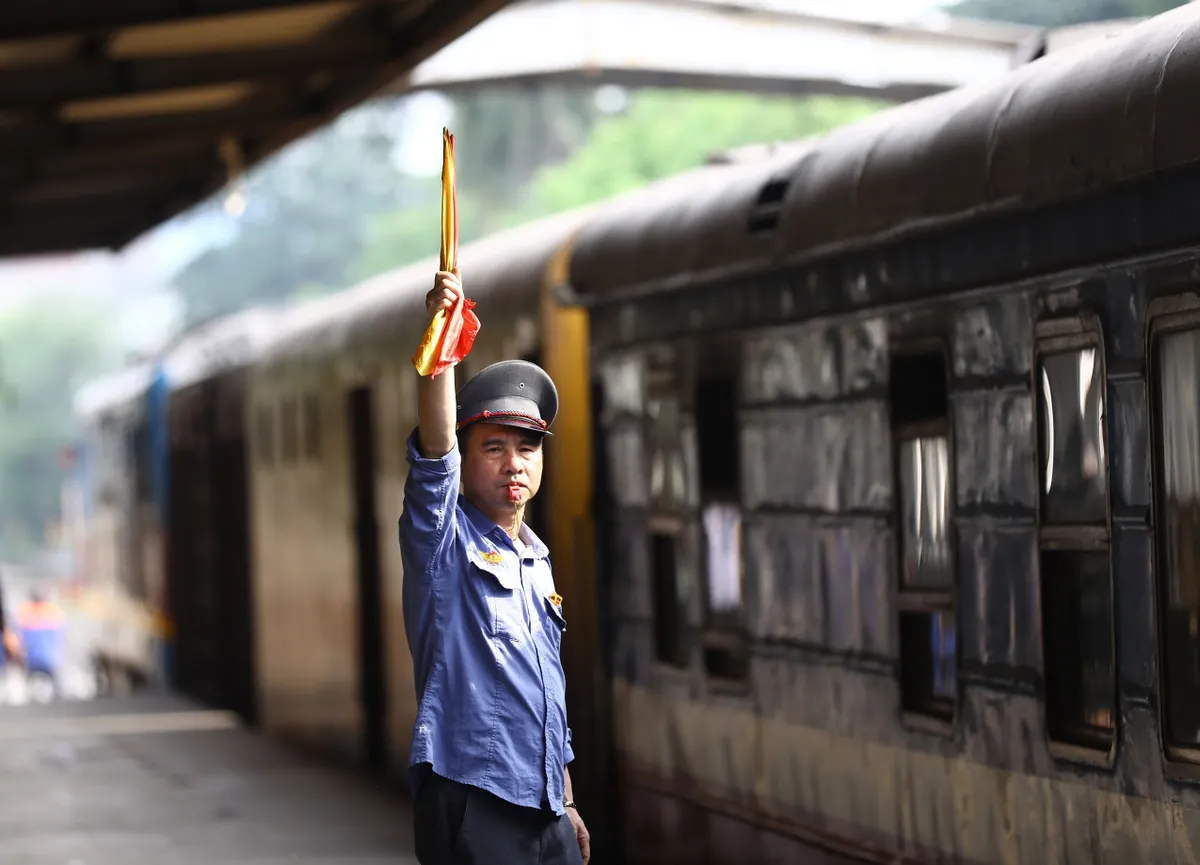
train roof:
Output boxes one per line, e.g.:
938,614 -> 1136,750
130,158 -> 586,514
262,204 -> 599,366
565,149 -> 808,301
161,304 -> 286,391
73,361 -> 155,423
567,3 -> 1200,302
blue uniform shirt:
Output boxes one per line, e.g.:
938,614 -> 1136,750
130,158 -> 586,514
399,430 -> 574,815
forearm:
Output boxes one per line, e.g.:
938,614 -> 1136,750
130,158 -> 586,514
564,766 -> 575,804
416,370 -> 457,458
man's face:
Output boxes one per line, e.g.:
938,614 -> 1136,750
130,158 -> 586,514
462,422 -> 544,513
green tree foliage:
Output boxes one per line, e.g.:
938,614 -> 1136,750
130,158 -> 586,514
951,0 -> 1185,26
0,297 -> 118,560
447,85 -> 601,214
527,90 -> 883,214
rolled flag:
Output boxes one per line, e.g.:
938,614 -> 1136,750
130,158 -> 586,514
412,127 -> 481,378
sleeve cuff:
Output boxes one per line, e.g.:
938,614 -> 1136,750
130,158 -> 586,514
405,428 -> 460,474
564,727 -> 575,765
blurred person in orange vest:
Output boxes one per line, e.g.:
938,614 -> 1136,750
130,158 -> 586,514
16,587 -> 64,698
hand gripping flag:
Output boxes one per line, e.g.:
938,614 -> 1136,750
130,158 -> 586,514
412,127 -> 481,378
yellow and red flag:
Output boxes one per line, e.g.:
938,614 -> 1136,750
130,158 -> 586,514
413,127 -> 480,378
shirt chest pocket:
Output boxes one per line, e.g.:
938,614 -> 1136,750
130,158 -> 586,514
470,556 -> 529,643
541,597 -> 567,650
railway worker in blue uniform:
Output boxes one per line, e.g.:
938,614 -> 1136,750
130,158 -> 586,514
399,269 -> 590,865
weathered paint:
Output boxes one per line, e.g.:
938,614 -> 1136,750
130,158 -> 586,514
613,679 -> 1200,865
594,281 -> 1200,862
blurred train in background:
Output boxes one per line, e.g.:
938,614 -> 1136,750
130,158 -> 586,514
69,6 -> 1200,863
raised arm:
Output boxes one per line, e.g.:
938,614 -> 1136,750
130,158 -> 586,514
416,270 -> 463,458
399,270 -> 466,577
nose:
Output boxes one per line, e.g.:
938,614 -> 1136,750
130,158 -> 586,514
500,447 -> 523,476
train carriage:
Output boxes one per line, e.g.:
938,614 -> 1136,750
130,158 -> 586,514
564,5 -> 1200,863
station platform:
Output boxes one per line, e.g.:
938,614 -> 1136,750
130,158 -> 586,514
0,694 -> 419,865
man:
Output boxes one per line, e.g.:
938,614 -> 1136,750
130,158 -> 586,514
16,586 -> 64,701
399,270 -> 590,865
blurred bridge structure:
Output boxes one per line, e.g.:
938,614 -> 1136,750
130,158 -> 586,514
392,0 -> 1144,102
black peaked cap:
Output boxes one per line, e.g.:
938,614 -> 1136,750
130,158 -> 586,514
456,359 -> 559,436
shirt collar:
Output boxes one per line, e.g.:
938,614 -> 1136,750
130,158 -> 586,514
460,496 -> 549,559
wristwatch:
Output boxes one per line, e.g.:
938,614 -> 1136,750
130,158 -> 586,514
564,800 -> 577,810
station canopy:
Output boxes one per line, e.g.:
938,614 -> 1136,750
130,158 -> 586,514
0,0 -> 510,258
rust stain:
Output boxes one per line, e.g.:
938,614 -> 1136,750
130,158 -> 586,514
614,680 -> 1200,863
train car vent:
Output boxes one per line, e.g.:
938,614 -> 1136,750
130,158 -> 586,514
747,177 -> 790,235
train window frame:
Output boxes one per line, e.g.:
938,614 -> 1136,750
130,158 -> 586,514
691,341 -> 751,693
1146,295 -> 1200,782
889,338 -> 958,735
646,513 -> 694,678
1032,313 -> 1118,769
643,348 -> 696,682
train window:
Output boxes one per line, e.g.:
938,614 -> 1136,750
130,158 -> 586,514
695,353 -> 747,684
644,351 -> 692,672
899,610 -> 957,706
696,374 -> 739,499
702,503 -> 742,621
280,396 -> 299,463
1040,550 -> 1115,749
1035,319 -> 1115,754
302,392 -> 321,461
897,436 -> 953,590
1151,325 -> 1200,752
1039,348 -> 1107,523
890,347 -> 956,721
256,405 -> 274,467
650,529 -> 689,669
647,391 -> 686,511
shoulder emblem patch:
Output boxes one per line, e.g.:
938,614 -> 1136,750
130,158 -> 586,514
480,550 -> 505,564
548,593 -> 563,608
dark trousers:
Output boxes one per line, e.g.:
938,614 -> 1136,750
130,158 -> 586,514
413,769 -> 583,865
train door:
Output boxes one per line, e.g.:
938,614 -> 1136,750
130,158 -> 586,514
346,385 -> 388,771
212,377 -> 258,724
169,383 -> 222,707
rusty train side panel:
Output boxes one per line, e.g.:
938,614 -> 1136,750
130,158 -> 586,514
589,250 -> 1200,863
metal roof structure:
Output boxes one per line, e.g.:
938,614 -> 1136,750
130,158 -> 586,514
395,0 -> 1043,99
0,0 -> 512,258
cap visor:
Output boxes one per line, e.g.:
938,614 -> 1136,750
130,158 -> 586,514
461,415 -> 551,436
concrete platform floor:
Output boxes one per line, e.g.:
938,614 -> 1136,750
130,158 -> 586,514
0,695 -> 418,865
